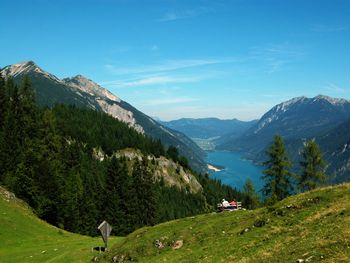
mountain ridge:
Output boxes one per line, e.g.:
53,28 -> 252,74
1,61 -> 206,172
218,94 -> 350,182
218,95 -> 350,155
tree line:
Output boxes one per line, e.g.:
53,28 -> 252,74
0,75 -> 244,236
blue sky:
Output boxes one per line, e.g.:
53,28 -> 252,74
1,0 -> 350,120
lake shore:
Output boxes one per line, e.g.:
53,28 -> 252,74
206,151 -> 264,191
207,164 -> 222,172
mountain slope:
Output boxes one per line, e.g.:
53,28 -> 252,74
281,119 -> 350,183
105,183 -> 350,262
317,119 -> 350,183
0,186 -> 124,262
1,61 -> 206,172
218,95 -> 350,157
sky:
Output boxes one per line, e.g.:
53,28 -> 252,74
1,0 -> 350,121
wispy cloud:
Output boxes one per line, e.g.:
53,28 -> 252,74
324,83 -> 347,93
104,58 -> 235,76
158,7 -> 212,22
100,75 -> 203,88
250,43 -> 306,74
311,24 -> 349,33
146,97 -> 199,106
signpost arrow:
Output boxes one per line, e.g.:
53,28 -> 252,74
98,220 -> 112,248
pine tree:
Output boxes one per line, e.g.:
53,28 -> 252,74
262,135 -> 294,203
242,178 -> 260,209
33,109 -> 64,224
0,75 -> 6,129
58,141 -> 84,233
167,146 -> 179,162
142,157 -> 156,226
19,76 -> 38,138
1,80 -> 22,184
104,156 -> 131,236
0,75 -> 7,181
298,140 -> 326,192
132,158 -> 157,227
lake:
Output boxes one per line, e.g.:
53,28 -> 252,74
206,151 -> 264,192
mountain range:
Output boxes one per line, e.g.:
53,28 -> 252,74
2,61 -> 350,182
161,118 -> 257,140
1,61 -> 206,172
217,95 -> 350,182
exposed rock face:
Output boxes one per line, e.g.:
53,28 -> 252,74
96,99 -> 144,134
1,61 -> 61,82
154,156 -> 202,193
114,149 -> 203,194
62,75 -> 120,102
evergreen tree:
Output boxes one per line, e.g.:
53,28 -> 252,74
0,75 -> 7,181
33,109 -> 64,223
0,74 -> 6,129
298,140 -> 326,192
132,158 -> 157,227
242,178 -> 260,209
167,146 -> 179,162
262,135 -> 294,203
58,141 -> 84,233
19,76 -> 38,138
104,156 -> 131,236
1,80 -> 22,184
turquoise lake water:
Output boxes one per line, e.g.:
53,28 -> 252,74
206,151 -> 264,192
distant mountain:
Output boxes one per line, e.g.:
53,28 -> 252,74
218,95 -> 350,157
161,118 -> 257,151
161,117 -> 257,140
1,61 -> 206,172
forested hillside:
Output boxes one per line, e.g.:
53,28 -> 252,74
0,75 -> 241,236
2,61 -> 207,173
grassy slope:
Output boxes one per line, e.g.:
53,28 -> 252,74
106,183 -> 350,263
0,187 -> 124,262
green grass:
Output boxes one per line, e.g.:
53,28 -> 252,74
105,183 -> 350,262
0,187 -> 124,262
1,184 -> 350,262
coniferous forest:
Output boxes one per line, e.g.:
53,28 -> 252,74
0,75 -> 242,236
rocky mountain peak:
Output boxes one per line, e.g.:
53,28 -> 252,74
1,60 -> 61,82
313,95 -> 349,105
63,75 -> 120,102
254,95 -> 350,134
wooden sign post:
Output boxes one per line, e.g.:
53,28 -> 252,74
98,220 -> 112,248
